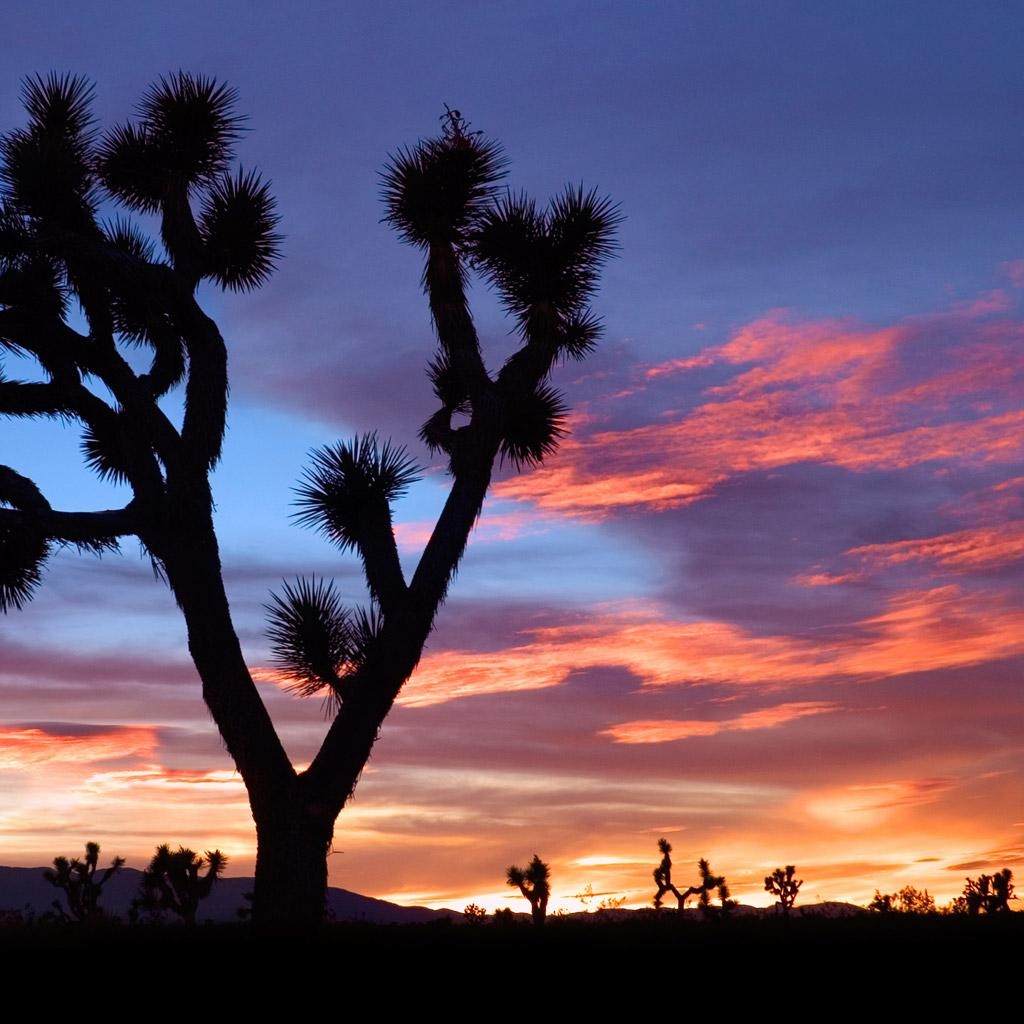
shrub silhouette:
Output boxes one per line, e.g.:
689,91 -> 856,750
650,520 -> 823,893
869,885 -> 935,914
764,865 -> 803,915
463,902 -> 488,924
0,78 -> 617,926
42,841 -> 124,922
132,844 -> 227,925
506,854 -> 551,926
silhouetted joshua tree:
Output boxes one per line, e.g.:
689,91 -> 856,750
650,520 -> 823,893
653,837 -> 693,912
507,854 -> 551,926
694,857 -> 732,916
0,78 -> 617,926
132,844 -> 227,925
652,839 -> 731,915
765,864 -> 803,915
963,868 -> 1015,914
43,841 -> 124,922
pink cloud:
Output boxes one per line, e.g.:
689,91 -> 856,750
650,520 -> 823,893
496,300 -> 1024,518
793,571 -> 864,587
393,508 -> 556,550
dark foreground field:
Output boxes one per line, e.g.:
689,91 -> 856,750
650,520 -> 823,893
4,911 -> 1021,960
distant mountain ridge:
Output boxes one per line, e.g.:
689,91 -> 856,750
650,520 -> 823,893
2,865 -> 868,924
0,865 -> 454,924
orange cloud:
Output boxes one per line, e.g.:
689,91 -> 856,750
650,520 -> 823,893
601,701 -> 838,744
850,520 -> 1024,571
81,766 -> 246,797
385,585 -> 1024,707
0,726 -> 159,770
496,306 -> 1024,518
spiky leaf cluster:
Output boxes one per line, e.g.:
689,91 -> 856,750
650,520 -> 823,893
199,168 -> 281,290
426,352 -> 469,412
0,74 -> 98,233
0,467 -> 52,612
0,518 -> 49,612
473,185 -> 619,332
293,433 -> 420,552
498,381 -> 567,469
266,577 -> 352,698
96,73 -> 241,210
81,417 -> 133,483
381,130 -> 506,250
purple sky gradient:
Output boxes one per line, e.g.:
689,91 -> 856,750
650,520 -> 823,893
1,1 -> 1022,911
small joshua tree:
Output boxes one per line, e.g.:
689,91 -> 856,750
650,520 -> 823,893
132,844 -> 227,925
653,837 -> 690,912
43,841 -> 124,922
963,868 -> 1015,915
765,865 -> 803,915
506,854 -> 551,926
463,902 -> 488,924
695,857 -> 732,916
652,839 -> 730,915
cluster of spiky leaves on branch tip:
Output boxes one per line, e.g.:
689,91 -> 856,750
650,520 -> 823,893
0,72 -> 280,610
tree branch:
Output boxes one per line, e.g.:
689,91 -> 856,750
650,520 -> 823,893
354,496 -> 407,615
425,244 -> 492,406
0,480 -> 138,547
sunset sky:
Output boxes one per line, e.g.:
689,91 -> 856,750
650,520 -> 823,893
2,1 -> 1023,913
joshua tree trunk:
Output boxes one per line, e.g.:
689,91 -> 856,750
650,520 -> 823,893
253,806 -> 335,927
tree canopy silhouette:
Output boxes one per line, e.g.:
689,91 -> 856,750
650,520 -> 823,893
0,77 -> 618,926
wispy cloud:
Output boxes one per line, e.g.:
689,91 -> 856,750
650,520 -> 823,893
249,584 -> 1024,708
600,700 -> 838,744
849,521 -> 1024,572
0,726 -> 159,770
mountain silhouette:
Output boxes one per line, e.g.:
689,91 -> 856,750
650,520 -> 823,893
0,865 -> 452,924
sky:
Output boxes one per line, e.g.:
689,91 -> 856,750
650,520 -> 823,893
1,0 -> 1023,913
